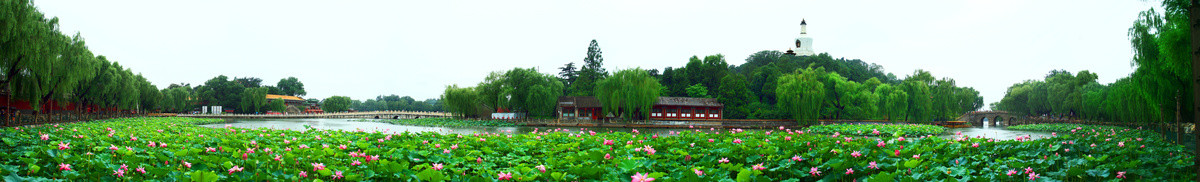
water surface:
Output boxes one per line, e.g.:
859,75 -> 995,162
204,118 -> 1050,140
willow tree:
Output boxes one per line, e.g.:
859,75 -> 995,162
240,87 -> 268,113
441,84 -> 481,118
875,84 -> 908,121
596,68 -> 661,120
268,98 -> 287,113
777,66 -> 826,124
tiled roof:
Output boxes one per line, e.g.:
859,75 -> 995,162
265,94 -> 304,101
558,96 -> 601,108
656,97 -> 723,107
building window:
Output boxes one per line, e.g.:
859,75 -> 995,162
666,109 -> 676,113
652,108 -> 662,113
709,109 -> 719,114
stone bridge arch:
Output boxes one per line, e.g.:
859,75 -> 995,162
957,111 -> 1020,127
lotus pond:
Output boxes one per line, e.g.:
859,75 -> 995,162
0,117 -> 1194,181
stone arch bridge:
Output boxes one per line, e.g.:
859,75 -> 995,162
957,111 -> 1021,127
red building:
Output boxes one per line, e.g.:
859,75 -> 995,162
557,96 -> 723,120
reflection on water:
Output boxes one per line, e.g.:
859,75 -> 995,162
202,118 -> 706,135
943,126 -> 1052,140
205,118 -> 1052,141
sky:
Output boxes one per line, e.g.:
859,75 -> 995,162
34,0 -> 1156,108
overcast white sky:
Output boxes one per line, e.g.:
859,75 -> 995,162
35,0 -> 1155,107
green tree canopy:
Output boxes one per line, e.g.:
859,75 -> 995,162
321,96 -> 352,112
596,68 -> 661,120
277,76 -> 306,96
777,66 -> 827,124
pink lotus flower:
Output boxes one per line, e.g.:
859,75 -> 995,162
435,144 -> 441,148
136,166 -> 146,174
708,139 -> 715,143
604,139 -> 615,145
477,157 -> 483,164
1116,171 -> 1126,179
792,155 -> 803,162
58,163 -> 71,171
877,141 -> 886,148
433,163 -> 444,171
785,136 -> 792,141
451,144 -> 459,149
40,134 -> 49,140
845,168 -> 854,174
898,137 -> 906,142
642,145 -> 656,155
536,165 -> 546,173
809,167 -> 821,176
311,163 -> 325,171
971,143 -> 979,148
338,144 -> 348,150
732,139 -> 743,144
1051,132 -> 1057,137
206,147 -> 217,152
130,136 -> 137,141
872,129 -> 881,135
630,172 -> 654,182
109,145 -> 119,151
719,158 -> 729,163
913,154 -> 920,159
605,153 -> 613,160
851,151 -> 862,158
113,169 -> 126,177
868,161 -> 878,169
1090,143 -> 1097,147
228,165 -> 243,174
183,161 -> 192,168
694,168 -> 704,176
1028,172 -> 1039,180
299,171 -> 307,177
1118,141 -> 1125,147
1006,169 -> 1017,176
58,142 -> 70,150
497,171 -> 513,180
752,163 -> 766,170
333,171 -> 344,179
479,138 -> 486,142
894,150 -> 900,156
